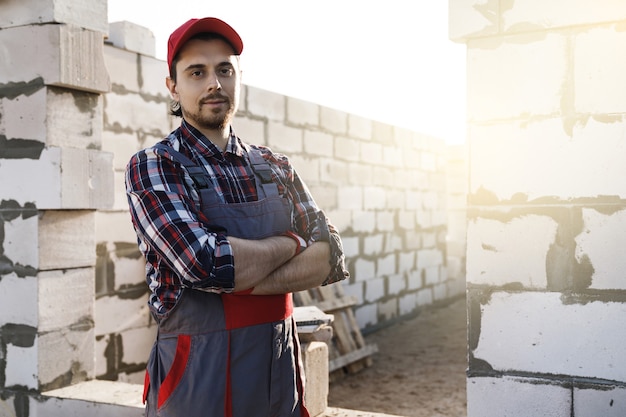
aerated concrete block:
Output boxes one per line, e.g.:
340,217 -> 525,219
302,341 -> 329,417
502,0 -> 626,32
38,268 -> 94,333
354,303 -> 377,328
303,130 -> 334,157
95,211 -> 138,244
574,385 -> 626,417
0,274 -> 38,327
468,118 -> 626,201
333,136 -> 360,162
1,211 -> 39,271
94,295 -> 151,336
376,211 -> 394,232
233,116 -> 266,145
576,208 -> 626,290
289,154 -> 320,183
376,253 -> 396,277
139,55 -> 169,99
39,210 -> 96,270
5,342 -> 38,389
267,121 -> 304,153
467,32 -> 567,121
348,114 -> 372,140
0,0 -> 107,33
320,106 -> 347,135
337,186 -> 363,210
287,97 -> 319,126
467,376 -> 571,417
353,258 -> 375,282
449,0 -> 500,41
466,214 -> 558,288
38,380 -> 144,417
399,292 -> 418,315
247,86 -> 285,121
38,325 -> 95,389
0,24 -> 110,93
575,25 -> 626,114
473,291 -> 626,382
107,21 -> 156,57
104,92 -> 171,136
363,186 -> 386,210
364,277 -> 385,302
103,45 -> 140,92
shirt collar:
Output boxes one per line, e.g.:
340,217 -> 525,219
180,119 -> 247,158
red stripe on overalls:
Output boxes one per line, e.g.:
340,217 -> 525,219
222,293 -> 293,330
293,327 -> 311,417
222,292 -> 305,417
225,333 -> 233,417
157,334 -> 191,409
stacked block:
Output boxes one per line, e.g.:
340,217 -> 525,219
450,0 -> 626,414
0,0 -> 112,413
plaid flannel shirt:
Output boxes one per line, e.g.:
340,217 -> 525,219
125,120 -> 349,314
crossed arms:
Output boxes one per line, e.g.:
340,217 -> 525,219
229,236 -> 331,295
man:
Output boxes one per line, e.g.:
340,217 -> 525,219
125,17 -> 349,417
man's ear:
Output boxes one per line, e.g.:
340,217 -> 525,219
166,77 -> 178,100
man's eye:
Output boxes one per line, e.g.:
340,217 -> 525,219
191,70 -> 203,77
219,68 -> 234,76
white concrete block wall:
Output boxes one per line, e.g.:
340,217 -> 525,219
2,7 -> 462,413
451,0 -> 626,415
0,3 -> 114,412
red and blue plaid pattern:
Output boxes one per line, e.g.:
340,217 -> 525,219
126,120 -> 348,314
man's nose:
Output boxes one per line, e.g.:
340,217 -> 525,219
207,71 -> 221,90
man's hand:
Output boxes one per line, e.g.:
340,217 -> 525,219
228,235 -> 298,292
251,241 -> 332,295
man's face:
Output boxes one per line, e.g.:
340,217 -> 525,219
167,38 -> 241,132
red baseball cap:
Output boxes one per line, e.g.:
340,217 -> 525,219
167,17 -> 244,70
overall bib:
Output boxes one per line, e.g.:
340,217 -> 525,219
143,144 -> 309,417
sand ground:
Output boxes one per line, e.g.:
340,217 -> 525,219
325,297 -> 468,417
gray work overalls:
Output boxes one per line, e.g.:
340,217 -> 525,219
143,143 -> 309,417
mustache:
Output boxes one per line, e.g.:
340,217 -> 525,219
200,94 -> 229,103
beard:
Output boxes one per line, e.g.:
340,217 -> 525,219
181,94 -> 235,131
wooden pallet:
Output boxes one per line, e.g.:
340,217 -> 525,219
294,283 -> 378,378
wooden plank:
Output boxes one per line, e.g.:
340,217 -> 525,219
311,296 -> 357,312
295,283 -> 376,375
329,344 -> 379,372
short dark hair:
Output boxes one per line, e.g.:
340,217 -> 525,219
168,32 -> 239,118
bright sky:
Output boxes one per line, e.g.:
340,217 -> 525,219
107,1 -> 466,144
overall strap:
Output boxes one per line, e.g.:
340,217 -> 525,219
153,142 -> 280,201
153,143 -> 211,190
247,148 -> 280,199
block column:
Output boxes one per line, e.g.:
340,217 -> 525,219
450,0 -> 626,416
0,0 -> 111,413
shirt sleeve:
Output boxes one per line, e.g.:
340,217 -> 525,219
259,147 -> 350,285
125,145 -> 235,293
